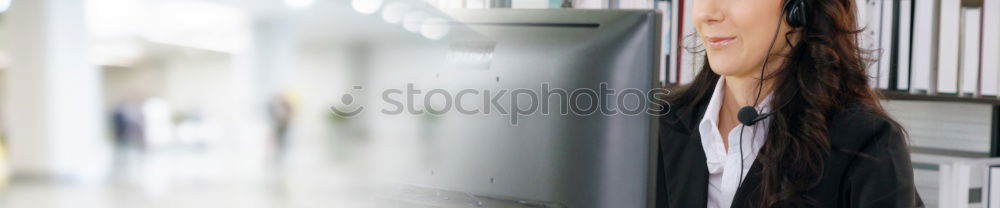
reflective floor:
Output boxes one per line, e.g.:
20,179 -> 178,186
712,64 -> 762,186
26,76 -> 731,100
0,142 -> 383,208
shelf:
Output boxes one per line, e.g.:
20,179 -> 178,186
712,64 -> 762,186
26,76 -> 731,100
879,90 -> 1000,105
662,84 -> 1000,105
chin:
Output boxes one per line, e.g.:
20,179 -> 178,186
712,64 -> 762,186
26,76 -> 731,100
707,61 -> 740,76
707,55 -> 755,77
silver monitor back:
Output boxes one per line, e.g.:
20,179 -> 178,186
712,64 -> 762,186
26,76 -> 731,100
364,9 -> 660,208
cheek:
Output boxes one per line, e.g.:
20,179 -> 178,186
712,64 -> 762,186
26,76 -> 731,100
731,0 -> 783,53
707,44 -> 748,76
731,16 -> 782,67
737,25 -> 769,61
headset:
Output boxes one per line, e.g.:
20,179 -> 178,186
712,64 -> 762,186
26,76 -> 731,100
733,0 -> 807,189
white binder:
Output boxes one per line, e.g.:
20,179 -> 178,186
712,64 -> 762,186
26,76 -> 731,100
960,8 -> 982,97
985,0 -> 1000,97
938,0 -> 962,94
859,0 -> 881,89
911,0 -> 940,94
990,167 -> 1000,208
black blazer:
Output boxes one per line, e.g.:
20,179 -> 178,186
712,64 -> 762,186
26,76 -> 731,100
655,92 -> 921,207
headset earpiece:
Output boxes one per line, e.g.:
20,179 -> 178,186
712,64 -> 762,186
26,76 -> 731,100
784,0 -> 807,28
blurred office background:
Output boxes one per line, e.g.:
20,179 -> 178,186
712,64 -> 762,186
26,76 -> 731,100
0,0 -> 997,207
0,0 -> 663,207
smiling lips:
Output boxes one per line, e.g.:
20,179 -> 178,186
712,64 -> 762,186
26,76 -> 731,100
706,37 -> 736,49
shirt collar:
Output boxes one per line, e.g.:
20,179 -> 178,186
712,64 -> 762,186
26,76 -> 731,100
698,77 -> 775,131
697,76 -> 774,169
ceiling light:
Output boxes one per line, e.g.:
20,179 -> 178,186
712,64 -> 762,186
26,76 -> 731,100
381,2 -> 410,24
285,0 -> 315,9
0,0 -> 11,13
352,0 -> 383,14
420,18 -> 449,40
402,11 -> 428,32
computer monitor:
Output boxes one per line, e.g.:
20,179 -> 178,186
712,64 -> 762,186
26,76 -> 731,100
363,8 -> 661,207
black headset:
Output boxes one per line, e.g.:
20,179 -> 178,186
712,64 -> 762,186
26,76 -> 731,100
784,0 -> 808,28
733,0 -> 807,189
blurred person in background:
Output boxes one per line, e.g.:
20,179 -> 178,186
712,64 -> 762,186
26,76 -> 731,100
111,99 -> 146,169
268,92 -> 297,164
0,134 -> 8,189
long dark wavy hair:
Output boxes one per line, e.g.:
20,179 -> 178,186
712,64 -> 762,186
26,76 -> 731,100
664,0 -> 904,206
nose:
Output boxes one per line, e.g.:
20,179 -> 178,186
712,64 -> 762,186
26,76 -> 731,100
694,0 -> 725,25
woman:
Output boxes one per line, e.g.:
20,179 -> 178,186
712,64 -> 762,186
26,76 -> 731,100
655,0 -> 919,207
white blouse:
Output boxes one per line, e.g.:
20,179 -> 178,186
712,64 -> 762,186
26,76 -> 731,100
697,77 -> 773,208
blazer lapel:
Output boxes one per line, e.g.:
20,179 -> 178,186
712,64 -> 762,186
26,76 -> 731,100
730,161 -> 763,208
659,120 -> 710,208
667,98 -> 711,207
660,83 -> 716,208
